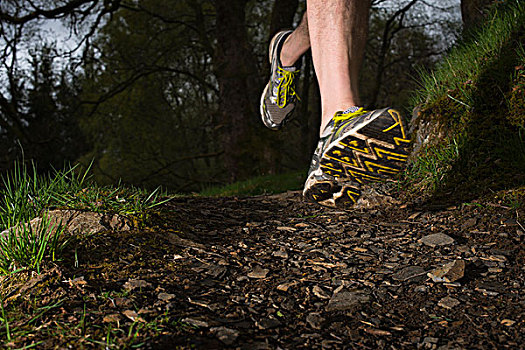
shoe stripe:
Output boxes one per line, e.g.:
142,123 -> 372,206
393,137 -> 412,146
320,164 -> 343,173
348,169 -> 382,182
326,154 -> 360,168
346,190 -> 360,203
363,160 -> 400,174
387,109 -> 407,138
338,140 -> 370,154
374,148 -> 408,161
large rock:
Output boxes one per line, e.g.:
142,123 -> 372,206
0,209 -> 132,239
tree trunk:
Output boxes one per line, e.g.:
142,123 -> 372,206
269,0 -> 299,37
214,0 -> 262,181
461,0 -> 497,30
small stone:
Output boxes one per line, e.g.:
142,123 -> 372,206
306,313 -> 325,329
182,318 -> 209,328
461,217 -> 478,229
419,233 -> 455,247
123,279 -> 151,291
114,297 -> 132,308
437,296 -> 460,309
392,266 -> 426,282
66,276 -> 87,287
158,292 -> 175,301
501,218 -> 517,226
354,187 -> 400,209
428,260 -> 465,283
137,308 -> 154,315
414,285 -> 427,293
488,267 -> 503,273
476,281 -> 504,293
248,266 -> 269,279
272,248 -> 289,259
476,288 -> 499,296
108,214 -> 132,231
211,327 -> 239,345
276,226 -> 297,232
277,281 -> 297,292
423,337 -> 439,344
257,317 -> 281,329
325,290 -> 370,312
408,212 -> 422,220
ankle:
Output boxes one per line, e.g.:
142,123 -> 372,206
319,104 -> 361,135
280,36 -> 297,67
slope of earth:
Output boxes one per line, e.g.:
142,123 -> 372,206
1,192 -> 523,349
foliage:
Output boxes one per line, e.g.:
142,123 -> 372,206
363,0 -> 461,109
78,0 -> 223,191
0,45 -> 87,173
0,0 -> 463,193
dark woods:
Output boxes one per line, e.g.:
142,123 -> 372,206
0,0 -> 494,192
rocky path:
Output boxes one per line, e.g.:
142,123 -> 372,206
2,191 -> 524,349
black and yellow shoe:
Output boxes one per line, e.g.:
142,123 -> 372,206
303,107 -> 412,208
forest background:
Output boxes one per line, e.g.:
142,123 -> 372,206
0,0 -> 492,193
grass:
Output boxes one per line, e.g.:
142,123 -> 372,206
199,171 -> 306,197
0,296 -> 64,348
405,0 -> 525,201
0,161 -> 172,275
411,0 -> 525,111
403,137 -> 461,192
0,214 -> 66,274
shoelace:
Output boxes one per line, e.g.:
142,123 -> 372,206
332,107 -> 368,128
275,67 -> 300,108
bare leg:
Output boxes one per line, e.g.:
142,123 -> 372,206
308,0 -> 371,133
280,13 -> 311,67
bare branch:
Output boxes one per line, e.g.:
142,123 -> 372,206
0,0 -> 99,24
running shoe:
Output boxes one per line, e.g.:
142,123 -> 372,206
303,107 -> 412,208
260,30 -> 300,130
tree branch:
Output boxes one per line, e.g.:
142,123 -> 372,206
0,0 -> 100,24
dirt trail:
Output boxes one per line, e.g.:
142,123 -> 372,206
2,191 -> 524,349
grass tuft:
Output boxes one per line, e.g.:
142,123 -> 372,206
406,0 -> 525,200
411,0 -> 525,110
0,161 -> 172,275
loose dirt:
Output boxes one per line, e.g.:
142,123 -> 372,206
1,191 -> 523,349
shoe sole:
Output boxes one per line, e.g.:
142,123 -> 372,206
304,108 -> 411,208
